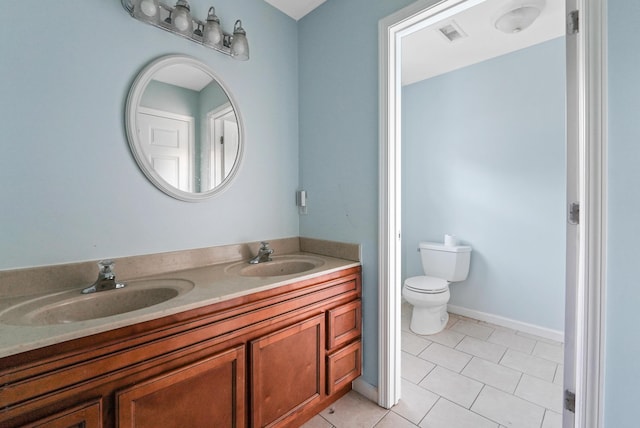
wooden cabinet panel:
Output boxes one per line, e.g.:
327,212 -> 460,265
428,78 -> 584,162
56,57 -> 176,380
22,400 -> 102,428
250,314 -> 325,428
327,340 -> 362,395
327,300 -> 361,350
116,345 -> 245,428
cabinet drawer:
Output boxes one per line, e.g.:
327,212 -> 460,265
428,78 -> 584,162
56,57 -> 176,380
22,400 -> 102,428
326,340 -> 362,395
327,300 -> 361,350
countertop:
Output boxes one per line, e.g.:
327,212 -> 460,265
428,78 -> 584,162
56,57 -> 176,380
0,252 -> 359,359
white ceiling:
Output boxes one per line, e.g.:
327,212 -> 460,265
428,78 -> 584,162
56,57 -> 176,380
260,0 -> 564,85
152,64 -> 212,91
263,0 -> 326,21
401,0 -> 565,85
402,0 -> 565,85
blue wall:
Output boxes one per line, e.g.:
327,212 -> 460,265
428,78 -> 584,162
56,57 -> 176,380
140,80 -> 200,116
605,1 -> 640,426
298,0 -> 415,386
0,0 -> 299,269
2,1 -> 638,423
402,38 -> 566,332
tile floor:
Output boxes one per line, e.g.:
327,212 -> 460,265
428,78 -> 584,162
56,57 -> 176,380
303,303 -> 564,428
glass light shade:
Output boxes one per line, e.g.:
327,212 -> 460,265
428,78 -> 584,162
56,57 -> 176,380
203,7 -> 223,48
230,20 -> 249,61
494,6 -> 542,33
133,0 -> 159,24
172,0 -> 193,35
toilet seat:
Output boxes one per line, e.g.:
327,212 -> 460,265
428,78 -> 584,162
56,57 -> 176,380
404,276 -> 448,294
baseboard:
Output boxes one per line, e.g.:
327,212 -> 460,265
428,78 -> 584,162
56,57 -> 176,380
351,377 -> 378,403
447,304 -> 564,343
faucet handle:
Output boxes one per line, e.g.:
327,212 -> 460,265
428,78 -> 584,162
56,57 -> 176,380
259,242 -> 270,250
98,260 -> 116,278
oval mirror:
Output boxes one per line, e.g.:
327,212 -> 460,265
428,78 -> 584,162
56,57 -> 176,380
126,55 -> 243,201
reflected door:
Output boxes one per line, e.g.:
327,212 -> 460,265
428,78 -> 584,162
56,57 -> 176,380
208,104 -> 239,188
137,107 -> 194,192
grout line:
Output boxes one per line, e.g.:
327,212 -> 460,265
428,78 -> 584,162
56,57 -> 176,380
401,310 -> 564,416
370,409 -> 391,428
386,409 -> 421,428
416,396 -> 442,427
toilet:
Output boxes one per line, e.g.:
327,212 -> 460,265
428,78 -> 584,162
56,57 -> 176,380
402,241 -> 472,335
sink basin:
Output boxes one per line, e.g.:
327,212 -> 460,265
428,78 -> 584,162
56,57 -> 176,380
226,255 -> 325,277
0,279 -> 194,326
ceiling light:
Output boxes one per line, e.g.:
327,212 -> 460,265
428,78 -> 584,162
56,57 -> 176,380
494,0 -> 545,34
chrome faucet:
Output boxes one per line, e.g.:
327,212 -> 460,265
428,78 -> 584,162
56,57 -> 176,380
249,242 -> 274,264
81,260 -> 126,294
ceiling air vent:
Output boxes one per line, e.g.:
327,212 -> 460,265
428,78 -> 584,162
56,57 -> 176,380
437,20 -> 467,42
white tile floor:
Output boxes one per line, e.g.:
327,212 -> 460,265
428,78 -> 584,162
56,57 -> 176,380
303,303 -> 564,428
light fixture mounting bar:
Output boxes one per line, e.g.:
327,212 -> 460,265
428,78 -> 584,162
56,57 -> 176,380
121,0 -> 235,56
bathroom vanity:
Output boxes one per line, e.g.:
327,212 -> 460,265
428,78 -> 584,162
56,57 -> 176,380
0,240 -> 362,428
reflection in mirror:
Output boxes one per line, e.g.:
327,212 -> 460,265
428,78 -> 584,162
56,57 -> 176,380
126,55 -> 242,201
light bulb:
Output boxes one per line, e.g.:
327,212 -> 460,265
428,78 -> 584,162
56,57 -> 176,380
230,20 -> 249,61
133,0 -> 159,23
203,7 -> 223,48
139,0 -> 157,17
172,0 -> 193,35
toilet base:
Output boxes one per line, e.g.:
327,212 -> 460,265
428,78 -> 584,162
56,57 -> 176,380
409,304 -> 449,335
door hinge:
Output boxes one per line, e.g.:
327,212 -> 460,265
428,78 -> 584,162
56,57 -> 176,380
564,389 -> 576,413
567,10 -> 579,35
569,202 -> 580,225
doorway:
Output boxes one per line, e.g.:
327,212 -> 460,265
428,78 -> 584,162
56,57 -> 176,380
378,1 -> 606,427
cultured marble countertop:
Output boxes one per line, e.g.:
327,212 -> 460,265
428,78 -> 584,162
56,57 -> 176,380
0,252 -> 359,359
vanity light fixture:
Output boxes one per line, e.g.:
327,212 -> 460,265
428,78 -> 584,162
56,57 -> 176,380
494,0 -> 545,34
230,20 -> 249,60
203,7 -> 223,48
121,0 -> 249,60
171,0 -> 193,35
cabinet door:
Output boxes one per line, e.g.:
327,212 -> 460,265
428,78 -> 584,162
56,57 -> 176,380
23,400 -> 102,428
250,314 -> 325,428
116,345 -> 245,428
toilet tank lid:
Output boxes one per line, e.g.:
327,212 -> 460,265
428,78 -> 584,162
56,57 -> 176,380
419,242 -> 472,253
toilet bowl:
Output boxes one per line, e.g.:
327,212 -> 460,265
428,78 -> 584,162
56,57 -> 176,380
402,241 -> 472,335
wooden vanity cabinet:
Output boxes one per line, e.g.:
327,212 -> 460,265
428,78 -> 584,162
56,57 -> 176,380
0,266 -> 361,428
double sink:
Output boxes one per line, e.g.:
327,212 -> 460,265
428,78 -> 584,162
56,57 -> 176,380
0,255 -> 325,327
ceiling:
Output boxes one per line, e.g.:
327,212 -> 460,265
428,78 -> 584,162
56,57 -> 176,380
263,0 -> 564,87
401,0 -> 565,85
153,64 -> 212,91
263,0 -> 326,21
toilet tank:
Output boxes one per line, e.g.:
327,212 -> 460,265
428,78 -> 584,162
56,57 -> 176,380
419,242 -> 472,282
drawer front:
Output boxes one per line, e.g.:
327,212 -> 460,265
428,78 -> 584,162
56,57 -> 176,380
326,340 -> 362,395
22,400 -> 102,428
327,300 -> 361,351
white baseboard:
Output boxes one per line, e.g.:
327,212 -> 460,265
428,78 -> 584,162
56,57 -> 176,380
447,304 -> 564,343
351,377 -> 378,403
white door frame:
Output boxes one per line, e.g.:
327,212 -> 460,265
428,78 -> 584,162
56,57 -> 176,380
377,1 -> 606,426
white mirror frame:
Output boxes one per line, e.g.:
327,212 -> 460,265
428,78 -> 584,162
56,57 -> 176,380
125,54 -> 244,202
